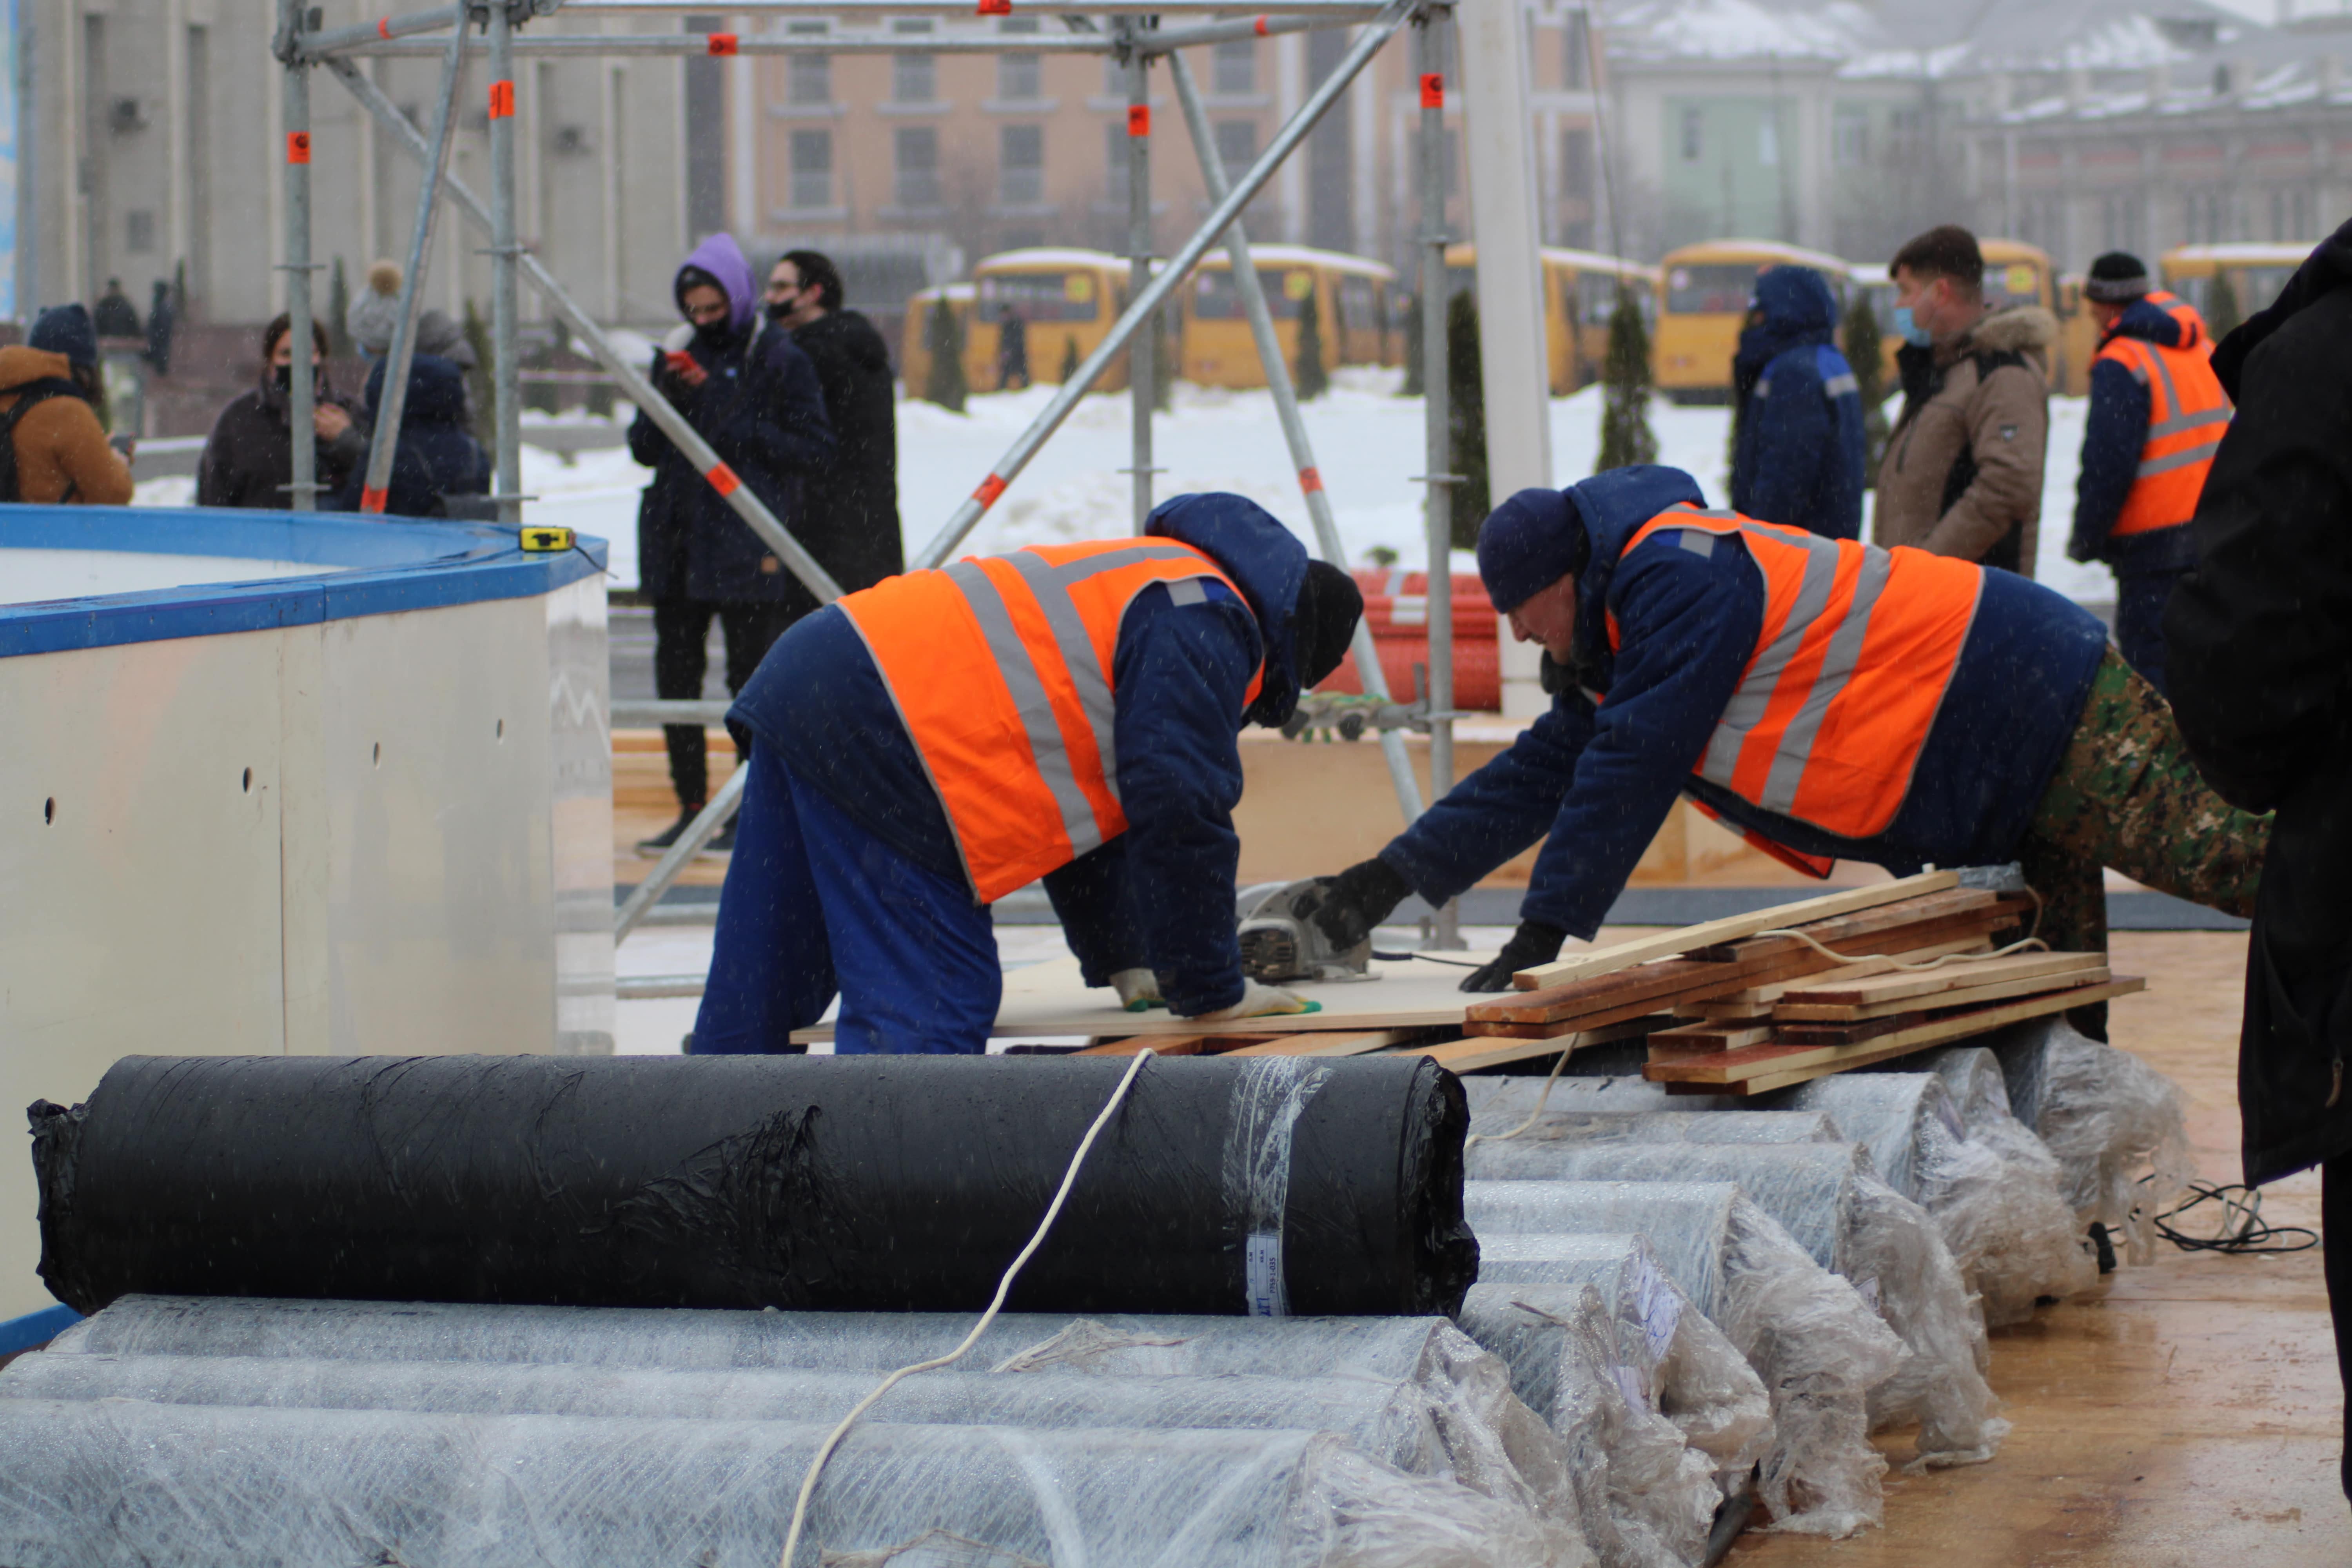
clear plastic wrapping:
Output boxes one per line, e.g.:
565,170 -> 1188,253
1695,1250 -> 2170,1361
1992,1020 -> 2196,1264
0,1399 -> 1595,1568
1470,1108 -> 1847,1151
1457,1181 -> 1900,1537
1451,1283 -> 1720,1568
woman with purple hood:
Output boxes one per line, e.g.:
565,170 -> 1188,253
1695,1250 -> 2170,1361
630,232 -> 838,853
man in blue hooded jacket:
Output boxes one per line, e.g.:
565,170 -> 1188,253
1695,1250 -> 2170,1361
632,233 -> 838,854
1730,266 -> 1865,540
1299,466 -> 2266,1006
691,492 -> 1366,1055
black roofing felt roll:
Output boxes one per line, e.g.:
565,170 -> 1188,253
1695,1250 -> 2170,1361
29,1053 -> 1476,1319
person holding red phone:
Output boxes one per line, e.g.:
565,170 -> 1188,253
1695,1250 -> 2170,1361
629,232 -> 838,854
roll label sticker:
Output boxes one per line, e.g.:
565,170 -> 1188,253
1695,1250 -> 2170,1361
1632,1252 -> 1680,1363
1857,1274 -> 1882,1316
1246,1231 -> 1286,1318
1225,1058 -> 1332,1319
1608,1365 -> 1651,1414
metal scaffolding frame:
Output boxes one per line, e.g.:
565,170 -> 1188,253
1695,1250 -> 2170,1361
276,0 -> 1463,960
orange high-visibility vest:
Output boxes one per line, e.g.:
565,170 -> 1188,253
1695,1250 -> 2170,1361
839,537 -> 1265,902
2144,289 -> 2212,357
2094,325 -> 2230,538
1606,505 -> 1984,849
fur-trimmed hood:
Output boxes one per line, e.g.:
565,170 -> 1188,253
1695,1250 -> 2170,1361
1962,305 -> 2058,358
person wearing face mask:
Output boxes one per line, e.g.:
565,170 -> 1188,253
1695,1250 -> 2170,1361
630,232 -> 838,855
196,314 -> 357,510
764,249 -> 902,593
1874,225 -> 2057,576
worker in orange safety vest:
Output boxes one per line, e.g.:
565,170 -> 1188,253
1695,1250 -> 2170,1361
691,492 -> 1366,1054
2068,251 -> 2231,697
1296,465 -> 2266,1028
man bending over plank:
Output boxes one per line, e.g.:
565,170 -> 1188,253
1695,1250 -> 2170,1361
692,492 -> 1365,1054
1301,463 -> 2267,1020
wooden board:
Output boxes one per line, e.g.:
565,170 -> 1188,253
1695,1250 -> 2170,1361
1076,1033 -> 1282,1057
784,952 -> 1498,1044
1686,886 -> 2008,962
1508,869 -> 1962,991
1686,935 -> 1995,1013
1466,958 -> 1747,1025
1221,1029 -> 1434,1058
1642,976 -> 2147,1088
1396,1015 -> 1672,1074
1647,1022 -> 1777,1053
1773,950 -> 2106,1009
1768,1012 -> 1929,1047
1774,962 -> 2109,1022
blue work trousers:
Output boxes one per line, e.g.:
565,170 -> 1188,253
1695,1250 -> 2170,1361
2114,568 -> 2182,701
691,744 -> 1001,1054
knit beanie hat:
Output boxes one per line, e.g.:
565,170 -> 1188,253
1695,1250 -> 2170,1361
2085,252 -> 2151,303
29,304 -> 99,369
1477,487 -> 1590,613
1292,560 -> 1365,689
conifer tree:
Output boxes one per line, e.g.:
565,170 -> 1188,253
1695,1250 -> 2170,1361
1840,290 -> 1889,484
1446,290 -> 1490,546
1401,291 -> 1424,396
1058,333 -> 1082,386
2206,272 -> 2243,341
1154,301 -> 1176,412
1597,286 -> 1658,472
326,259 -> 354,358
923,296 -> 968,412
1294,285 -> 1330,400
462,299 -> 495,446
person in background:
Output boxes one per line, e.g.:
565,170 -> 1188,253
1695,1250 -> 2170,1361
996,304 -> 1029,390
91,279 -> 142,341
325,354 -> 488,517
198,315 -> 359,510
347,260 -> 405,362
1874,225 -> 2056,575
765,249 -> 904,592
2164,217 -> 2352,1503
631,233 -> 837,855
1729,265 -> 1865,540
2067,251 -> 2230,697
143,281 -> 176,378
0,305 -> 133,505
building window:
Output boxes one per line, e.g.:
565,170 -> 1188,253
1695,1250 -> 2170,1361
1560,127 -> 1593,202
1888,106 -> 1923,161
2272,187 -> 2313,241
1832,105 -> 1867,168
2101,192 -> 2144,252
125,209 -> 156,253
895,125 -> 939,207
1563,8 -> 1590,90
1757,113 -> 1779,168
999,50 -> 1041,101
789,129 -> 832,209
786,25 -> 831,107
1213,38 -> 1256,95
892,20 -> 935,103
1215,119 -> 1257,181
1105,119 -> 1131,205
1679,106 -> 1703,162
1001,123 -> 1044,205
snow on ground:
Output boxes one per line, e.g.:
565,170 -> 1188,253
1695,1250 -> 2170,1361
132,373 -> 2118,607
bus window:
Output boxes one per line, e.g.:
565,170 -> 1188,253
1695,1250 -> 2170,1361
978,270 -> 1101,322
1340,274 -> 1379,326
1576,269 -> 1629,324
1193,267 -> 1308,320
1666,264 -> 1765,314
1983,261 -> 2045,313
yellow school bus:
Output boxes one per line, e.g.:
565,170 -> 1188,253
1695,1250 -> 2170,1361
2054,274 -> 2098,397
964,249 -> 1132,393
898,281 -> 974,398
1179,246 -> 1397,389
1652,240 -> 1850,403
1442,245 -> 1660,395
2159,242 -> 2307,328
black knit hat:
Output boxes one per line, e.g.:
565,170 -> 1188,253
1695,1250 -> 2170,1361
2085,252 -> 2150,304
1292,560 -> 1365,690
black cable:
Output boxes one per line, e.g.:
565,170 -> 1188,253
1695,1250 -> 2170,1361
2147,1178 -> 2318,1256
1372,949 -> 1484,969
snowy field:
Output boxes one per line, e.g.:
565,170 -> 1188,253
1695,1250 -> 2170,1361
137,370 -> 2115,606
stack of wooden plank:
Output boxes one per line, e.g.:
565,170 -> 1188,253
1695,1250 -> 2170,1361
1432,870 -> 2143,1092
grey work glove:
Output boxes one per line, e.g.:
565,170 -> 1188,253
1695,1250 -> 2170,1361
1295,857 -> 1412,952
1459,920 -> 1569,993
1181,979 -> 1317,1023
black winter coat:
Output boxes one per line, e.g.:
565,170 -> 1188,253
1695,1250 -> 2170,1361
326,354 -> 491,518
790,309 -> 903,592
2165,217 -> 2352,1185
629,322 -> 836,606
196,375 -> 359,510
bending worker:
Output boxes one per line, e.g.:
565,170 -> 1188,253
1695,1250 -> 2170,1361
2067,250 -> 2230,699
1301,465 -> 2269,1013
693,492 -> 1366,1054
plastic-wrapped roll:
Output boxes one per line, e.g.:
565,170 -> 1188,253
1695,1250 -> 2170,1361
1452,1284 -> 1717,1568
0,1401 -> 1595,1568
1775,1074 -> 2094,1325
30,1054 -> 1477,1318
1989,1019 -> 2195,1264
1459,1078 -> 1686,1116
1458,1181 -> 1900,1539
1470,1107 -> 1845,1151
1468,1147 -> 2005,1469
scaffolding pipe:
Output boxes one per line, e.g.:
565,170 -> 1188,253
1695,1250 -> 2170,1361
559,0 -> 1381,11
1124,21 -> 1154,534
912,0 -> 1415,572
296,4 -> 466,57
323,13 -> 1378,56
488,0 -> 522,523
1165,46 -> 1423,826
359,14 -> 471,514
276,0 -> 318,508
323,55 -> 844,606
1414,10 -> 1460,948
614,768 -> 747,940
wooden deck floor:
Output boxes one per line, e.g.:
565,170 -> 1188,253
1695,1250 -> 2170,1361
1733,930 -> 2349,1566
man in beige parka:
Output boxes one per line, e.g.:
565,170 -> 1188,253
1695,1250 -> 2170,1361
1874,225 -> 2057,577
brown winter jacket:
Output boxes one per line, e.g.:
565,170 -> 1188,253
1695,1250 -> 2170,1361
1872,306 -> 2056,576
0,346 -> 133,505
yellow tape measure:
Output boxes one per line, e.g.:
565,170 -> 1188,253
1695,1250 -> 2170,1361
521,526 -> 576,553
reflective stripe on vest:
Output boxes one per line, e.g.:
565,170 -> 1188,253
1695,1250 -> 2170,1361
2096,331 -> 2230,537
840,538 -> 1264,902
1607,505 -> 1984,841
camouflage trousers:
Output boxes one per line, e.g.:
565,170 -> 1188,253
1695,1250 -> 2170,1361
2017,646 -> 2269,1031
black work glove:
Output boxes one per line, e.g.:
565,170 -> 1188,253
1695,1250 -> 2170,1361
1459,920 -> 1568,993
1295,857 -> 1411,951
